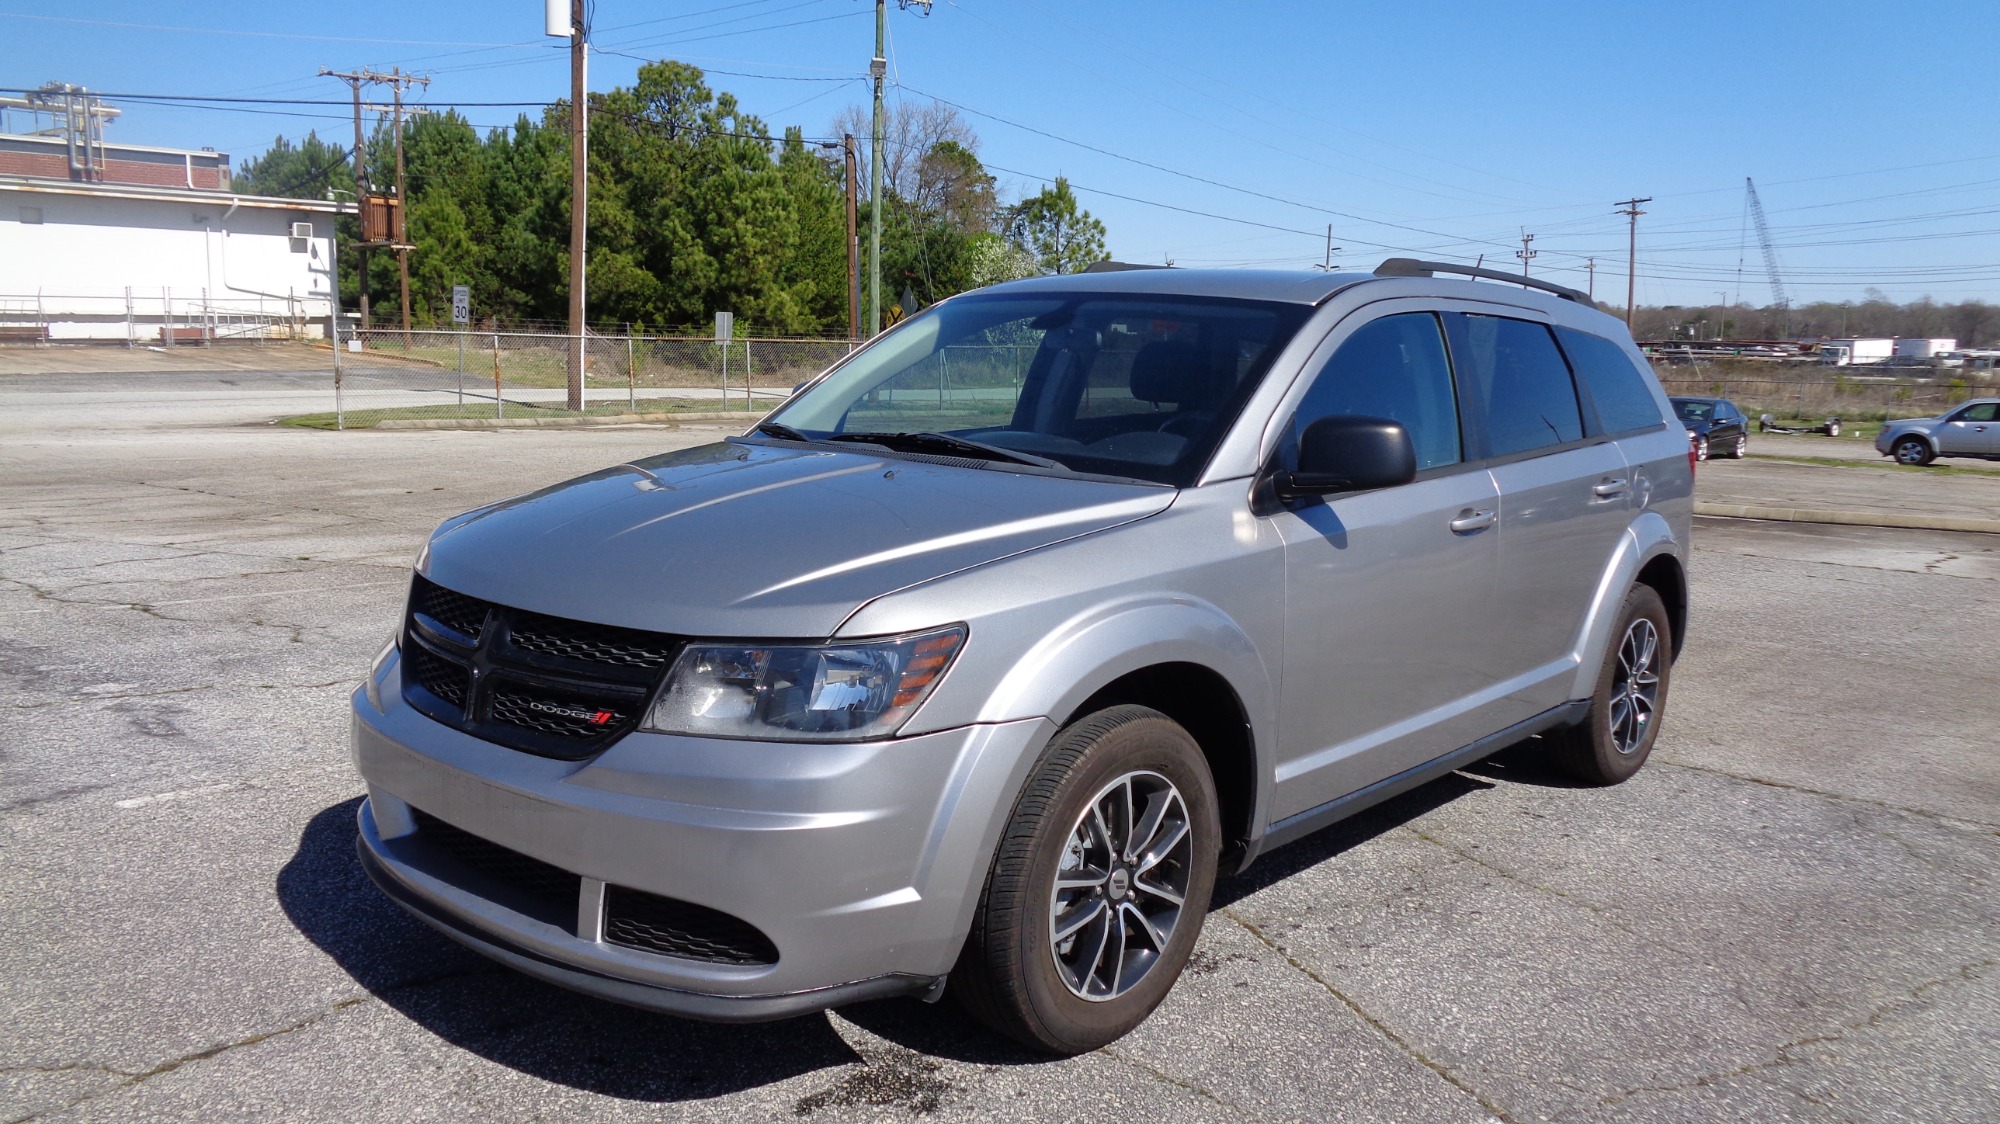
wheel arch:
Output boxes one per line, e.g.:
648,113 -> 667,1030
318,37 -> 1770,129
1063,663 -> 1259,869
1567,515 -> 1689,699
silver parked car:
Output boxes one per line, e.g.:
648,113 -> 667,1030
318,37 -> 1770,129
1875,398 -> 2000,465
351,259 -> 1693,1054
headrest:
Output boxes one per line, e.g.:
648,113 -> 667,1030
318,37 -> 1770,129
1129,341 -> 1218,406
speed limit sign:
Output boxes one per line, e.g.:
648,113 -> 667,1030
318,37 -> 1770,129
450,285 -> 470,325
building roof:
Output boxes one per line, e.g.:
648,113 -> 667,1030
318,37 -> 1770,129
0,176 -> 351,214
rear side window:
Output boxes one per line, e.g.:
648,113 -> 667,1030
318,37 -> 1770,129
1556,326 -> 1666,434
1292,312 -> 1460,470
1452,315 -> 1583,457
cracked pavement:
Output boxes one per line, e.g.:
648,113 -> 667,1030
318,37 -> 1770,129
3,366 -> 1998,1122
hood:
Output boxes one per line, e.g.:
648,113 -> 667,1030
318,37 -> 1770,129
421,440 -> 1173,638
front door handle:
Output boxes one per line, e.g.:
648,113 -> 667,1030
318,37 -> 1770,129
1450,508 -> 1497,533
1592,477 -> 1629,498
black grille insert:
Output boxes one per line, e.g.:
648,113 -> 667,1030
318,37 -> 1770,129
411,808 -> 579,926
400,576 -> 680,758
603,884 -> 779,966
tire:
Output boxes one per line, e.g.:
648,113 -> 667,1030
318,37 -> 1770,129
1695,435 -> 1709,462
1727,433 -> 1747,459
952,705 -> 1220,1054
1550,584 -> 1673,786
1892,436 -> 1935,466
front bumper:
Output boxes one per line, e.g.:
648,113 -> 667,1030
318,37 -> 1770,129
351,649 -> 1053,1021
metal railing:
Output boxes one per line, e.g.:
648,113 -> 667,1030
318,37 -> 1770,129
0,289 -> 321,344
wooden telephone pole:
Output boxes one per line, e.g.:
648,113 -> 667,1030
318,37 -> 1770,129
319,67 -> 427,336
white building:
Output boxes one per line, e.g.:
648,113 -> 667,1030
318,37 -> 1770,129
2,137 -> 349,343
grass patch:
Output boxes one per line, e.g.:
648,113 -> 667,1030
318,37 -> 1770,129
1745,453 -> 2000,477
279,396 -> 769,430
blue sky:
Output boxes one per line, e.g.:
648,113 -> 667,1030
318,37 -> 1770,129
6,1 -> 1996,307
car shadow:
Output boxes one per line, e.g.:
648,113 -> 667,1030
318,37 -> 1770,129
277,798 -> 862,1102
283,745 -> 1542,1082
1460,733 -> 1601,789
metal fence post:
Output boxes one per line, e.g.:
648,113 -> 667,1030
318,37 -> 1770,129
744,340 -> 753,408
627,333 -> 636,412
719,335 -> 729,408
456,329 -> 465,411
124,286 -> 134,348
492,333 -> 504,419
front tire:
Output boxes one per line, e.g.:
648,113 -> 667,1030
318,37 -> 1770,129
1892,436 -> 1935,466
1551,585 -> 1673,785
1694,435 -> 1710,462
952,705 -> 1220,1054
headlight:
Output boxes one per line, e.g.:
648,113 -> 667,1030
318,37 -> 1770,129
641,626 -> 965,742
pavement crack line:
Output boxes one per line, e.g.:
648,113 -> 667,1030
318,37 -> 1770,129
1587,955 -> 1998,1114
1654,759 -> 2000,833
1220,906 -> 1515,1124
1402,827 -> 1696,956
3,966 -> 506,1123
1095,1046 -> 1248,1116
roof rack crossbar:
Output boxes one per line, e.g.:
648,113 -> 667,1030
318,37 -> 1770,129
1373,258 -> 1591,305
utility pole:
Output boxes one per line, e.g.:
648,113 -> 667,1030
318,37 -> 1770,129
844,135 -> 860,341
320,67 -> 427,337
547,0 -> 588,410
1586,257 -> 1596,301
867,0 -> 932,337
1515,231 -> 1536,279
1614,196 -> 1651,331
1312,226 -> 1341,271
321,69 -> 372,331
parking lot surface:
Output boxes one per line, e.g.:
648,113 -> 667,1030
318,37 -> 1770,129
3,368 -> 1997,1122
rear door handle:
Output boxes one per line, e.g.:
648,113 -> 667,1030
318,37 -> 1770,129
1592,477 -> 1629,498
1450,508 -> 1497,533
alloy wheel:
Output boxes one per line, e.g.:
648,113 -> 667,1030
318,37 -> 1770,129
1609,617 -> 1662,755
1047,770 -> 1193,1001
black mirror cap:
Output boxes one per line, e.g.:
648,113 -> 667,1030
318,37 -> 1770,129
1276,415 -> 1418,500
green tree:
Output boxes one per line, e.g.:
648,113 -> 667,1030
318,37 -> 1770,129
1005,178 -> 1107,275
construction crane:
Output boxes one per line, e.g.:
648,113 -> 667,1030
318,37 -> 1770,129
1744,177 -> 1789,315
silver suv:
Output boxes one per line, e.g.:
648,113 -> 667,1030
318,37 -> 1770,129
351,259 -> 1692,1054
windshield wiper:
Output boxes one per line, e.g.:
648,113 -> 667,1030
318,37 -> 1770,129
825,431 -> 1066,470
753,420 -> 812,442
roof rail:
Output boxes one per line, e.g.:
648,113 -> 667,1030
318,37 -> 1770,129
1373,257 -> 1591,305
1081,260 -> 1173,273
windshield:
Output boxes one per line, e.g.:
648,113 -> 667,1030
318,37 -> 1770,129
1672,399 -> 1715,423
763,293 -> 1309,485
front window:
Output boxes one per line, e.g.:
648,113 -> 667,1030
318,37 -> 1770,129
763,293 -> 1309,485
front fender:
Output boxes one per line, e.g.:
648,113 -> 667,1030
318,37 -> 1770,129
1567,511 -> 1687,700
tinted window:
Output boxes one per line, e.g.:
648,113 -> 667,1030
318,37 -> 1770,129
1455,315 -> 1583,456
1559,327 -> 1662,434
1956,402 -> 1998,422
1292,313 -> 1460,470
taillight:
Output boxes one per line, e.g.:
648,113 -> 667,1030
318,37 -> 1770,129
1688,434 -> 1699,476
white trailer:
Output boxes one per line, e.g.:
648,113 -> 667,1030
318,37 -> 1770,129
1892,338 -> 1957,359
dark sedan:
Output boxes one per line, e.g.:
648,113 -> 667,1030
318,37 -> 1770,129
1670,396 -> 1749,460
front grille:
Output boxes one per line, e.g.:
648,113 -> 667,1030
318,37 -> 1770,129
489,681 -> 632,739
411,808 -> 579,921
408,646 -> 469,710
604,884 -> 779,966
400,576 -> 680,759
510,611 -> 677,669
412,576 -> 489,640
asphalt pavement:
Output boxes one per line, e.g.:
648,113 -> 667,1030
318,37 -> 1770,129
2,363 -> 1997,1123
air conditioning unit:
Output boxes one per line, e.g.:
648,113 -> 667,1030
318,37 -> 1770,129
290,222 -> 314,239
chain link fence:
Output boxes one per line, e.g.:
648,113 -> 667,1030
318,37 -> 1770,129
316,330 -> 857,429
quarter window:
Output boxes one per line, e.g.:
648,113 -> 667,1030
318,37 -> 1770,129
1455,315 -> 1583,457
1555,326 -> 1664,435
1291,312 -> 1460,470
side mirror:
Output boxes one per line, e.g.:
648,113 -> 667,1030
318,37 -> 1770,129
1274,415 -> 1418,501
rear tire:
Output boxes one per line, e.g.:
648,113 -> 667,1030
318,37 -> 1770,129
952,705 -> 1219,1055
1727,434 -> 1747,458
1551,585 -> 1673,786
